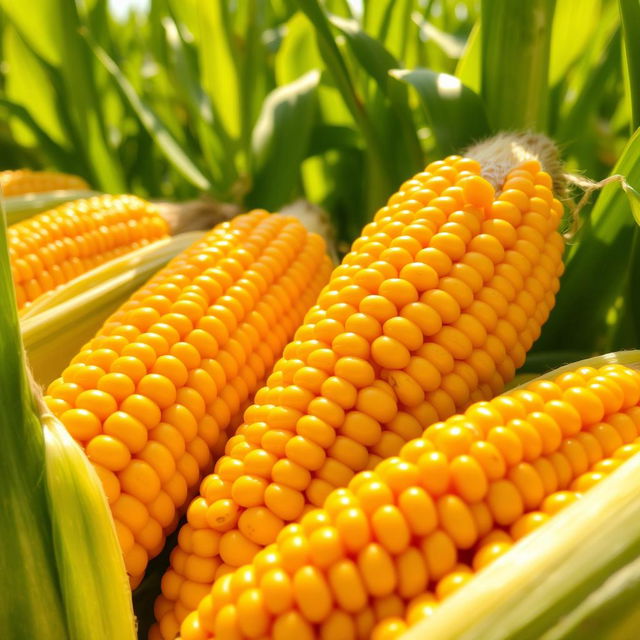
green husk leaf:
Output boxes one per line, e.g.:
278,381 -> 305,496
4,190 -> 99,225
541,554 -> 640,639
0,192 -> 67,639
43,414 -> 136,639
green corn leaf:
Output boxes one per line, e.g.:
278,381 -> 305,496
481,0 -> 555,132
549,0 -> 601,87
307,124 -> 361,156
295,0 -> 369,127
88,36 -> 212,192
3,25 -> 70,150
390,67 -> 491,155
536,128 -> 640,354
554,26 -> 621,152
275,11 -> 352,131
296,0 -> 396,212
619,0 -> 640,130
0,0 -> 67,66
455,21 -> 481,92
1,0 -> 125,192
247,70 -> 320,211
197,1 -> 241,143
412,12 -> 466,60
161,14 -> 235,193
363,0 -> 397,37
328,15 -> 423,182
363,0 -> 414,64
622,180 -> 640,225
0,98 -> 78,174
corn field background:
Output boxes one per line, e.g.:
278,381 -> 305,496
3,0 -> 640,373
2,0 -> 640,631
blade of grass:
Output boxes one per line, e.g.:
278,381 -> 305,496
481,0 -> 555,131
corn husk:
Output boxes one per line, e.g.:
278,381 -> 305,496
0,198 -> 136,639
4,190 -> 99,225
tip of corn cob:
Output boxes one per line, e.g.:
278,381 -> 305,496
155,199 -> 241,235
464,132 -> 565,196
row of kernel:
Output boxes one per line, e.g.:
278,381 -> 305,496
145,231 -> 332,631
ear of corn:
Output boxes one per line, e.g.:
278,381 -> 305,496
154,138 -> 567,639
173,355 -> 640,640
0,169 -> 90,196
401,353 -> 640,640
43,210 -> 332,589
22,232 -> 204,386
9,194 -> 169,310
0,200 -> 136,639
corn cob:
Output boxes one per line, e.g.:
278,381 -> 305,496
0,169 -> 90,196
173,361 -> 640,640
153,134 -> 566,638
9,194 -> 169,310
44,210 -> 332,587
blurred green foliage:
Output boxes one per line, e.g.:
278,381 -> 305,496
1,0 -> 640,365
